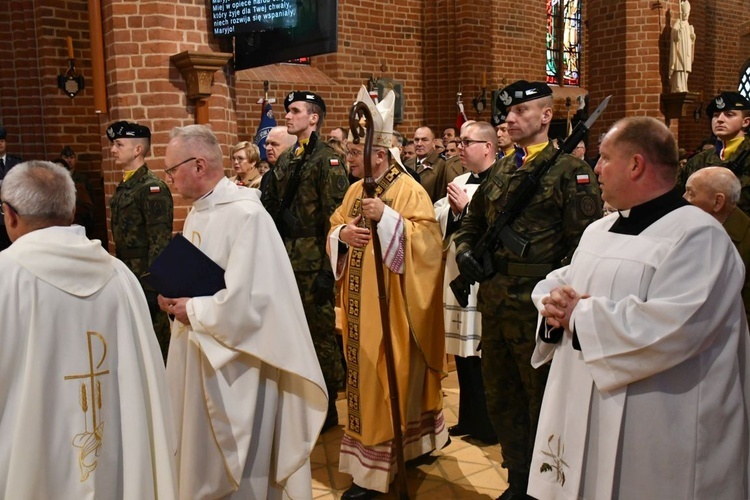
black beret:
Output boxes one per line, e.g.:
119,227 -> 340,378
106,121 -> 151,141
496,80 -> 553,109
284,91 -> 327,114
491,108 -> 508,127
61,145 -> 75,157
706,92 -> 750,118
0,125 -> 6,140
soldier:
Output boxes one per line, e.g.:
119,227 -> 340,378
453,81 -> 601,499
677,91 -> 750,212
492,109 -> 515,159
261,91 -> 348,432
107,121 -> 173,361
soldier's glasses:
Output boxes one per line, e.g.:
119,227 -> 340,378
165,157 -> 196,180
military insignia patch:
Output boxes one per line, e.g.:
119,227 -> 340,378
576,174 -> 590,185
337,176 -> 349,192
578,194 -> 598,218
150,186 -> 161,193
499,91 -> 512,106
330,159 -> 340,166
715,97 -> 725,110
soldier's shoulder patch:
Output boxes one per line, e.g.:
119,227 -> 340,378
576,173 -> 590,185
336,175 -> 349,192
577,193 -> 598,218
330,158 -> 340,167
149,186 -> 161,194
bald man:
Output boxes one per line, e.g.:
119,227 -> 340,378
685,166 -> 750,323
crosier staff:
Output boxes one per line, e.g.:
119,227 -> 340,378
349,101 -> 409,500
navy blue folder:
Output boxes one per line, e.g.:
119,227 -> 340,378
143,234 -> 226,298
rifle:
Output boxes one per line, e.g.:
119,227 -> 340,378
450,95 -> 611,308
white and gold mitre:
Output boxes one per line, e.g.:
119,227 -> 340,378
349,85 -> 395,148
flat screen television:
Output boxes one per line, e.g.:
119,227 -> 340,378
211,0 -> 338,71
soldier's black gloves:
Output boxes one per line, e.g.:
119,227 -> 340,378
312,269 -> 336,306
456,250 -> 484,283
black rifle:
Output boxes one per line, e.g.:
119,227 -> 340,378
450,96 -> 611,308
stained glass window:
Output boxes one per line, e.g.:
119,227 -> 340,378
546,0 -> 582,86
740,60 -> 750,100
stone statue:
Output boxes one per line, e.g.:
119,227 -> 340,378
669,0 -> 696,93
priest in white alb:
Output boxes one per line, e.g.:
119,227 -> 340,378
530,117 -> 750,500
159,125 -> 328,499
328,87 -> 448,499
0,160 -> 176,499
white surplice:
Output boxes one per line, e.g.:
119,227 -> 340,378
0,225 -> 176,499
434,172 -> 482,357
529,206 -> 750,500
167,178 -> 327,500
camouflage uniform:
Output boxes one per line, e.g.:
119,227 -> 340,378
262,132 -> 349,407
677,136 -> 750,213
453,143 -> 602,477
110,164 -> 173,360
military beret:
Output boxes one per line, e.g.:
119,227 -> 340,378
491,108 -> 508,127
0,125 -> 6,140
496,80 -> 553,109
106,121 -> 151,141
284,91 -> 327,114
706,92 -> 750,118
61,145 -> 75,157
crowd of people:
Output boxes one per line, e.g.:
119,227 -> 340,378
0,82 -> 748,500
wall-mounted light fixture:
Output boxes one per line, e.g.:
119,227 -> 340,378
57,36 -> 84,98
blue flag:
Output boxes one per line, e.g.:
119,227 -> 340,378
254,101 -> 276,160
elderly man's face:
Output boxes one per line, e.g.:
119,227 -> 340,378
164,138 -> 199,201
683,174 -> 716,214
265,129 -> 291,165
346,143 -> 365,179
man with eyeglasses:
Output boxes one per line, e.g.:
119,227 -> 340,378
453,81 -> 601,499
107,120 -> 173,360
329,87 -> 446,499
262,91 -> 349,433
159,125 -> 327,499
434,121 -> 499,446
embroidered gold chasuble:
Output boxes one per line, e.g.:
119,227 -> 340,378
328,166 -> 446,447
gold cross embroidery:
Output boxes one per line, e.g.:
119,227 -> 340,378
64,331 -> 110,482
